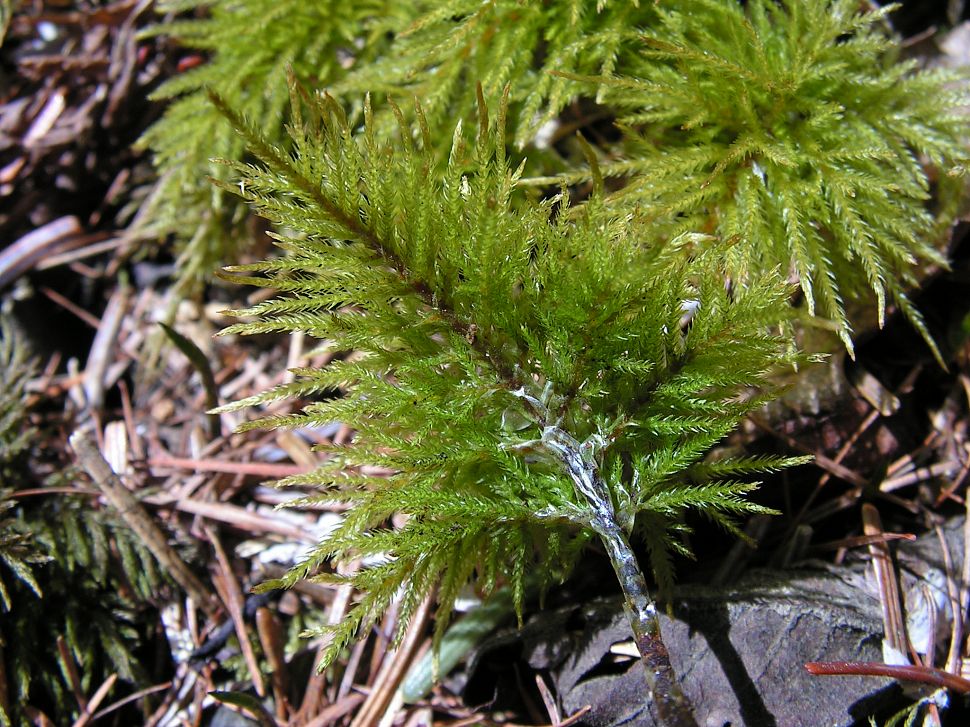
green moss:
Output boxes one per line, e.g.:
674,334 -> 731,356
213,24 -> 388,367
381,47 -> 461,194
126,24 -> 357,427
212,86 -> 807,671
581,0 -> 969,358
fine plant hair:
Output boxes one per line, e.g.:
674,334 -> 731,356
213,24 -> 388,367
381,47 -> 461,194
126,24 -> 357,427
136,0 -> 401,295
564,0 -> 969,359
0,321 -> 167,725
333,0 -> 657,148
212,82 -> 808,724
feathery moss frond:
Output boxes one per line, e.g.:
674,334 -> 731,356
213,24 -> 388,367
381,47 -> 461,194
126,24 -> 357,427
581,0 -> 969,359
136,0 -> 403,293
0,323 -> 168,724
334,0 -> 659,148
215,82 -> 807,673
1,482 -> 166,724
0,319 -> 33,474
0,318 -> 47,616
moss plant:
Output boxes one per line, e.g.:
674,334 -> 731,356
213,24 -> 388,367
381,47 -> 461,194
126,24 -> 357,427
136,0 -> 404,294
138,0 -> 666,296
139,0 -> 967,347
0,321 -> 167,725
129,0 -> 970,722
334,0 -> 659,147
1,481 -> 166,724
0,319 -> 45,620
211,83 -> 809,725
565,0 -> 969,359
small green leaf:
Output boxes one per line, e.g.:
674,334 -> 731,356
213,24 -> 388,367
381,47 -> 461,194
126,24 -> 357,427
159,322 -> 220,437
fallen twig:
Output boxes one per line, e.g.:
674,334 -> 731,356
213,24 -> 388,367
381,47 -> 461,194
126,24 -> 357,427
0,215 -> 81,288
70,429 -> 218,616
862,504 -> 910,662
256,606 -> 290,720
148,455 -> 307,478
146,494 -> 314,543
70,673 -> 118,727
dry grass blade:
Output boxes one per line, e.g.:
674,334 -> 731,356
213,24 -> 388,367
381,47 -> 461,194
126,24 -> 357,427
881,461 -> 963,493
56,635 -> 86,712
791,407 -> 880,529
937,514 -> 967,676
336,639 -> 369,703
35,234 -> 126,270
83,284 -> 130,411
90,681 -> 173,722
498,705 -> 593,727
256,606 -> 290,720
534,673 -> 561,724
148,494 -> 313,542
554,706 -> 594,727
39,286 -> 101,329
350,593 -> 434,727
810,531 -> 916,552
301,693 -> 365,727
863,504 -> 910,663
959,495 -> 970,677
297,571 -> 355,721
148,455 -> 307,479
71,673 -> 117,727
750,415 -> 867,487
208,525 -> 266,698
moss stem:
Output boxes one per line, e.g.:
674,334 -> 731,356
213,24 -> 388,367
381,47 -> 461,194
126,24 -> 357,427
541,426 -> 697,727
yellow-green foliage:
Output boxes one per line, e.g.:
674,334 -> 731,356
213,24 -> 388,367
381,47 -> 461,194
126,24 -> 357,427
137,0 -> 666,294
138,0 -> 968,354
142,0 -> 967,702
213,86 -> 807,667
137,0 -> 403,293
335,0 -> 658,147
581,0 -> 969,357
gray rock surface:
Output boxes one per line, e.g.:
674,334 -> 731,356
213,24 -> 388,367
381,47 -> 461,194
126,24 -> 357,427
532,567 -> 887,726
552,571 -> 887,727
466,518 -> 967,725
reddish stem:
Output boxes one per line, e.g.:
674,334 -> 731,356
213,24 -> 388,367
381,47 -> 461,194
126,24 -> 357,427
805,661 -> 970,694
